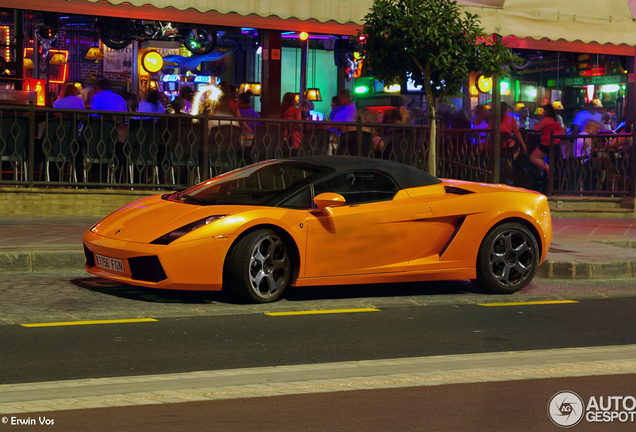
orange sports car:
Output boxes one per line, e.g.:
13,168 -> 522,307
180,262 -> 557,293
83,156 -> 552,303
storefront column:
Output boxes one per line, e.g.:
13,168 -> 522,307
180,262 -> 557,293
630,49 -> 636,201
131,41 -> 139,95
491,36 -> 501,184
299,38 -> 308,104
260,30 -> 282,118
14,10 -> 24,90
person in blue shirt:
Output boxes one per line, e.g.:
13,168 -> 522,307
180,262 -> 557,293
328,95 -> 341,121
90,78 -> 127,112
238,91 -> 260,133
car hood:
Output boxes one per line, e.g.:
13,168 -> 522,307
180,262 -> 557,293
90,194 -> 256,243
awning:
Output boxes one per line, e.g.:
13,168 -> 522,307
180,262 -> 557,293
457,0 -> 636,47
86,0 -> 369,26
3,0 -> 363,34
7,0 -> 636,48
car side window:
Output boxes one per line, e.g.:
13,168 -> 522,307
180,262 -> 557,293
278,186 -> 313,209
313,171 -> 399,204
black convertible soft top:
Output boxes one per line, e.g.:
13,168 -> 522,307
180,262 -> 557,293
287,155 -> 442,189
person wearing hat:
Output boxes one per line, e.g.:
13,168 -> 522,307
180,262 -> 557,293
571,100 -> 602,136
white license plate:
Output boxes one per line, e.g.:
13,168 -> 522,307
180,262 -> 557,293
95,253 -> 125,273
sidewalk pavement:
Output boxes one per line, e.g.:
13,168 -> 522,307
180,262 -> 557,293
0,217 -> 635,280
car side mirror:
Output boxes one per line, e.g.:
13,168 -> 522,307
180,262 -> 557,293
314,192 -> 346,216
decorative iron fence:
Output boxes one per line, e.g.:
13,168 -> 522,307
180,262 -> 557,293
2,103 -> 633,199
0,104 -> 438,190
548,131 -> 633,197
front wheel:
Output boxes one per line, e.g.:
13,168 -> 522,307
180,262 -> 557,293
473,222 -> 539,294
225,229 -> 292,303
183,29 -> 217,55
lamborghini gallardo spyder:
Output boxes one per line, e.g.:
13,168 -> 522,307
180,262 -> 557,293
83,156 -> 552,303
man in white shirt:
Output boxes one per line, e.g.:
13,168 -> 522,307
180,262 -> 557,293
571,100 -> 602,136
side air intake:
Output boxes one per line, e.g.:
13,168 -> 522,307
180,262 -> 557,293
444,186 -> 474,195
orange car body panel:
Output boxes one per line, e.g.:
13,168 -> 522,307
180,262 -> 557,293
83,178 -> 552,291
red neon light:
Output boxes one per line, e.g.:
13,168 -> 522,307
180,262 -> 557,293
24,47 -> 69,84
25,78 -> 46,106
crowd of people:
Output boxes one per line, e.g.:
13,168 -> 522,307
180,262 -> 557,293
439,98 -> 629,182
43,79 -> 630,172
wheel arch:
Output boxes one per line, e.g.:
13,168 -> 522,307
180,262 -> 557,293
223,223 -> 301,286
479,217 -> 543,265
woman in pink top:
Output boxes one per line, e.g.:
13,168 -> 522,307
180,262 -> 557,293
281,92 -> 302,149
529,104 -> 564,176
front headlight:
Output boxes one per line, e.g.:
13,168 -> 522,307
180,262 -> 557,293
150,215 -> 226,245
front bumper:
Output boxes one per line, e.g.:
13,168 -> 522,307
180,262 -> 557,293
82,230 -> 233,291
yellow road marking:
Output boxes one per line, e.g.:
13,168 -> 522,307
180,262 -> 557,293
21,318 -> 158,328
478,300 -> 579,307
265,308 -> 381,316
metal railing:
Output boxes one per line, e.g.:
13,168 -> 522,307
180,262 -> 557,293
0,103 -> 440,190
2,102 -> 632,199
548,131 -> 633,197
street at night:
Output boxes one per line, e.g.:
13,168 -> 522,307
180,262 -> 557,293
3,0 -> 636,430
1,274 -> 636,430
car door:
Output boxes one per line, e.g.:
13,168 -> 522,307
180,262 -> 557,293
304,170 -> 432,278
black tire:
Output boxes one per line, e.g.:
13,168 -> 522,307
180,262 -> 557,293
99,21 -> 132,50
473,222 -> 539,294
224,229 -> 292,303
183,29 -> 217,55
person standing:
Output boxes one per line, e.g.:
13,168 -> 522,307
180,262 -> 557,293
529,104 -> 564,176
238,91 -> 260,133
53,83 -> 85,110
90,78 -> 127,112
281,92 -> 302,149
179,86 -> 194,114
571,100 -> 602,136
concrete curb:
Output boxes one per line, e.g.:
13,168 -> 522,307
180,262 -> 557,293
1,251 -> 636,280
0,251 -> 85,273
536,260 -> 636,280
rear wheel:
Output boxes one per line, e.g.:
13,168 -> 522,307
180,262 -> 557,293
473,222 -> 539,294
225,229 -> 291,303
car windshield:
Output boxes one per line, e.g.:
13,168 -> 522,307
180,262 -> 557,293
173,161 -> 328,206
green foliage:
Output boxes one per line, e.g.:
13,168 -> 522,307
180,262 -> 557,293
359,0 -> 518,99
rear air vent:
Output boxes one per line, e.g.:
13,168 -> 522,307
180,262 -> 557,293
444,186 -> 474,195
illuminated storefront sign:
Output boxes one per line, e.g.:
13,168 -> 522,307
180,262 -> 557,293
141,51 -> 164,73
